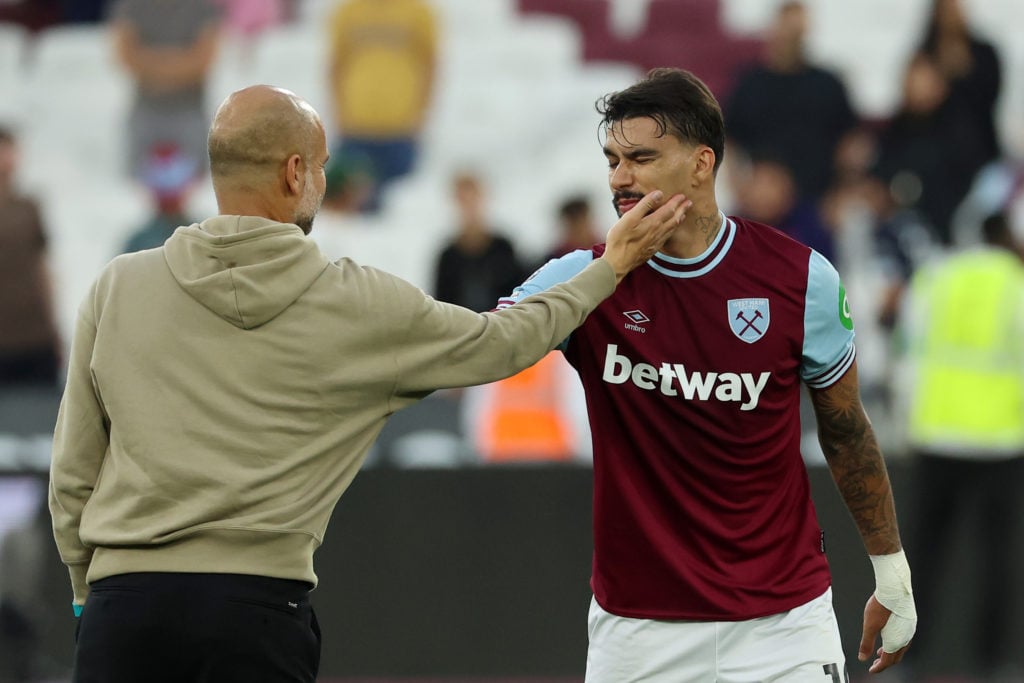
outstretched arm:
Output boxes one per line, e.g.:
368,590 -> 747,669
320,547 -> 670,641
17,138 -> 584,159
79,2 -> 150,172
809,360 -> 916,674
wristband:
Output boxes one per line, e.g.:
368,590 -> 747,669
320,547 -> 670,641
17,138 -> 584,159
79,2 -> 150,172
869,549 -> 917,653
72,603 -> 83,618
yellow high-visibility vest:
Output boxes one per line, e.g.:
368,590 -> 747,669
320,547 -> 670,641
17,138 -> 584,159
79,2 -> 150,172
908,248 -> 1024,453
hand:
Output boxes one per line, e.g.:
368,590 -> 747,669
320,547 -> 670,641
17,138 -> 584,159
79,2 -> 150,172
600,191 -> 690,283
859,595 -> 912,674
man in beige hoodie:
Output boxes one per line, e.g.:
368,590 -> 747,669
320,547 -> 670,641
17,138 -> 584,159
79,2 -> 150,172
48,84 -> 689,683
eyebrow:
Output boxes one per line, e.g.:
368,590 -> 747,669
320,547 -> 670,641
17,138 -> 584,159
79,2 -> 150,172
603,145 -> 659,160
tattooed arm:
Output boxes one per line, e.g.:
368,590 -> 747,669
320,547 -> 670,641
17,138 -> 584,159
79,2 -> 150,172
809,359 -> 915,674
808,359 -> 900,555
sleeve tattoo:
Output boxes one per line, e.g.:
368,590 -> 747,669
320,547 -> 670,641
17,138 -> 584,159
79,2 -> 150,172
808,364 -> 902,555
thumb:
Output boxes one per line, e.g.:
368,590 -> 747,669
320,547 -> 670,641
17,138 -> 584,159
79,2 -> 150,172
626,190 -> 664,219
858,624 -> 876,662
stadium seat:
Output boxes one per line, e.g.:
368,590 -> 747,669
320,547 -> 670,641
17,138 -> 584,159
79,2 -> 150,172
518,0 -> 617,63
21,24 -> 131,182
601,33 -> 761,99
432,0 -> 517,35
642,0 -> 723,39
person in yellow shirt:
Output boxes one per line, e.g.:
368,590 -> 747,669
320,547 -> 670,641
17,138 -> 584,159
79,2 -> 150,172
327,0 -> 437,212
902,210 -> 1024,680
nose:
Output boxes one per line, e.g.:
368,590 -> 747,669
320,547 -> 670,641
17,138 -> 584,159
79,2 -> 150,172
609,162 -> 633,191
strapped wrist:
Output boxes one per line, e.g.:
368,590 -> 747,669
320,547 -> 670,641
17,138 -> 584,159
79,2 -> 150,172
868,549 -> 918,653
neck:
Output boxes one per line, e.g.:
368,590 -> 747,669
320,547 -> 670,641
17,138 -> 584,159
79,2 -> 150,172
767,44 -> 804,72
660,200 -> 722,259
216,187 -> 291,224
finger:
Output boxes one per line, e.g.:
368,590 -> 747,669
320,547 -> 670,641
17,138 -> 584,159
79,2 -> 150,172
671,199 -> 693,225
868,649 -> 897,673
625,190 -> 664,219
869,644 -> 909,674
858,624 -> 879,662
640,194 -> 688,232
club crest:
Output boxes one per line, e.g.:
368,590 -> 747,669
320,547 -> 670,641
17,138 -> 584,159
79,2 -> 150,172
728,298 -> 770,343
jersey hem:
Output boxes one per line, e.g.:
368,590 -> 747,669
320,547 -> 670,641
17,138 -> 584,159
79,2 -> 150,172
592,580 -> 833,622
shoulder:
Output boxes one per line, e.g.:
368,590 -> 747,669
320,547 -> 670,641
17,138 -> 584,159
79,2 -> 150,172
730,216 -> 812,257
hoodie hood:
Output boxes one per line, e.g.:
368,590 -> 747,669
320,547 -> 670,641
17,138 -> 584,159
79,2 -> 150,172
164,216 -> 329,329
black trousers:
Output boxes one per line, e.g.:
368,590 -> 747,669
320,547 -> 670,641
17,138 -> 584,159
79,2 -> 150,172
906,453 -> 1024,677
73,573 -> 320,683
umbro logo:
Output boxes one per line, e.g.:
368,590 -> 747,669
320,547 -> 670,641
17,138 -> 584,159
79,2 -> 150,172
623,309 -> 650,333
623,310 -> 650,323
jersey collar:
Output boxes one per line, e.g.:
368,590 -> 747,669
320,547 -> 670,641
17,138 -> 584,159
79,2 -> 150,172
647,214 -> 735,278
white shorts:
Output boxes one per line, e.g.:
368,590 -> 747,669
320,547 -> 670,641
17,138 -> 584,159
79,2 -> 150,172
585,588 -> 848,683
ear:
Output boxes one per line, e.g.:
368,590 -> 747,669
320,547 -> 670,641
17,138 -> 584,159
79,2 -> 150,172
284,153 -> 305,196
692,146 -> 717,185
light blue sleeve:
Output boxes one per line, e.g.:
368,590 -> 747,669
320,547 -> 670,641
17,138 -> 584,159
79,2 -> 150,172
801,250 -> 857,388
497,249 -> 595,350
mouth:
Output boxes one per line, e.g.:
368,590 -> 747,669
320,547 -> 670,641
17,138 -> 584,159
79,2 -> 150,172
614,194 -> 643,215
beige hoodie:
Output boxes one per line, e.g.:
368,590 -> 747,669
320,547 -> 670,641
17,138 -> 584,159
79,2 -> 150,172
49,216 -> 614,604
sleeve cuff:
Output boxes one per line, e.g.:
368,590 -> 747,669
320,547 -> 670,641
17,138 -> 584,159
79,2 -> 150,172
68,563 -> 90,605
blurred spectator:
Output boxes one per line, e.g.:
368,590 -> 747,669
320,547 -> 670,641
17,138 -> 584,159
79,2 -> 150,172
0,126 -> 61,388
110,0 -> 223,182
900,211 -> 1024,681
320,152 -> 375,215
463,193 -> 601,464
723,1 -> 859,206
326,0 -> 437,213
918,0 -> 1003,169
733,152 -> 836,262
462,351 -> 589,464
120,143 -> 198,254
859,175 -> 936,332
873,51 -> 987,246
432,170 -> 526,313
951,156 -> 1024,248
541,193 -> 602,264
215,0 -> 284,39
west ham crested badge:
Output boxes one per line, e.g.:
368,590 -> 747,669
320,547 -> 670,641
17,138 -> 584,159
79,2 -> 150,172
728,298 -> 770,343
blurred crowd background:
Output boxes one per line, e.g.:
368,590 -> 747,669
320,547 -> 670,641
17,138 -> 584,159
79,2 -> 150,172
1,0 -> 1023,681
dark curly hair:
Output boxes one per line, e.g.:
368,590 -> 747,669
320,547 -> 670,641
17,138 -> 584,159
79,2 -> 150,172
596,68 -> 725,173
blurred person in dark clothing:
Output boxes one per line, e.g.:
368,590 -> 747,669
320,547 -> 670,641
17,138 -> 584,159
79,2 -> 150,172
860,176 -> 936,332
120,143 -> 198,254
541,194 -> 602,264
0,126 -> 61,387
733,152 -> 835,262
432,171 -> 526,313
918,0 -> 1003,170
723,1 -> 859,206
873,52 -> 988,246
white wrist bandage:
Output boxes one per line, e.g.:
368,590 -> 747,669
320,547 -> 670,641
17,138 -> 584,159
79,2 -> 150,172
869,549 -> 918,653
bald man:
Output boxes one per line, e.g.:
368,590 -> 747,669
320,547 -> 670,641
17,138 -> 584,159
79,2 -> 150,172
48,85 -> 690,683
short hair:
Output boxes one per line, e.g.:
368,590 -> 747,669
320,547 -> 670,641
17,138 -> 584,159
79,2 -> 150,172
981,211 -> 1011,246
596,67 -> 726,172
558,195 -> 590,222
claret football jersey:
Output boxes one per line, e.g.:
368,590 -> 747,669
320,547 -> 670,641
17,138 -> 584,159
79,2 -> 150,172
498,215 -> 856,620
